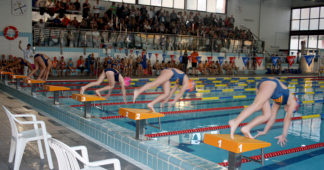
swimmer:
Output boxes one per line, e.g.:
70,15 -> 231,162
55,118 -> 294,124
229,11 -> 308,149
80,68 -> 130,104
27,53 -> 52,81
229,77 -> 300,146
1,57 -> 32,74
133,68 -> 195,112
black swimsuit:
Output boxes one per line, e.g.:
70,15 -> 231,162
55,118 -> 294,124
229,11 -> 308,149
104,68 -> 119,82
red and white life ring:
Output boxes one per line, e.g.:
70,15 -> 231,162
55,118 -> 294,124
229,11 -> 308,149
4,26 -> 19,40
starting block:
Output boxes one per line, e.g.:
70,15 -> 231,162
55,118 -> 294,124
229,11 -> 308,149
11,75 -> 27,89
204,134 -> 271,170
71,94 -> 106,118
0,71 -> 13,84
119,108 -> 164,140
44,85 -> 70,105
25,79 -> 46,96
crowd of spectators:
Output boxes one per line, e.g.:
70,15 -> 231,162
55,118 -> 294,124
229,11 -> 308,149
33,0 -> 254,41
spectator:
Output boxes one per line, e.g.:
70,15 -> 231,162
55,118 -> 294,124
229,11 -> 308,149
53,16 -> 62,26
52,56 -> 58,76
182,50 -> 188,73
59,56 -> 66,77
74,0 -> 81,11
70,17 -> 79,28
82,0 -> 91,18
93,0 -> 100,17
37,0 -> 47,15
47,0 -> 56,16
61,15 -> 70,27
77,56 -> 85,74
190,50 -> 198,76
66,58 -> 74,76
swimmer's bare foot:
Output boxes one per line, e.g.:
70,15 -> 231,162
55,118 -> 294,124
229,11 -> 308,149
80,86 -> 85,94
241,126 -> 253,138
95,90 -> 102,97
133,88 -> 139,103
229,119 -> 237,139
148,103 -> 156,113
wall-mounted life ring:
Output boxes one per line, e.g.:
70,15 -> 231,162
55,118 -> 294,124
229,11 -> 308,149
4,26 -> 19,40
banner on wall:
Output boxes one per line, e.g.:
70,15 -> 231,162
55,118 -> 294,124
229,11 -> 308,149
229,57 -> 235,64
287,56 -> 296,66
135,51 -> 139,56
162,53 -> 166,62
155,53 -> 159,59
256,57 -> 264,67
119,48 -> 122,52
242,57 -> 249,67
304,55 -> 314,66
124,49 -> 128,56
179,56 -> 183,63
207,56 -> 212,64
197,56 -> 201,63
170,55 -> 175,61
148,53 -> 152,59
130,49 -> 133,54
218,57 -> 224,65
271,56 -> 279,66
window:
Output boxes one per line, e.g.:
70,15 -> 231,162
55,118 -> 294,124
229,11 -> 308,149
292,9 -> 300,19
300,20 -> 309,30
301,8 -> 310,19
308,35 -> 318,48
309,19 -> 319,30
216,0 -> 226,13
162,0 -> 173,8
321,7 -> 324,17
320,19 -> 324,29
291,20 -> 300,30
174,0 -> 184,9
290,36 -> 299,50
123,0 -> 135,3
318,35 -> 324,49
138,0 -> 150,5
207,0 -> 217,13
187,0 -> 197,10
151,0 -> 162,6
197,0 -> 207,11
310,7 -> 319,18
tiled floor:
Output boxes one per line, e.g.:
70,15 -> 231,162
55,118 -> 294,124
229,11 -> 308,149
0,91 -> 150,170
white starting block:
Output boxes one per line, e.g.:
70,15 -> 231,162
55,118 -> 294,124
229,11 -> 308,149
11,75 -> 27,89
44,85 -> 71,105
72,94 -> 106,118
119,108 -> 164,140
25,79 -> 46,96
204,134 -> 271,170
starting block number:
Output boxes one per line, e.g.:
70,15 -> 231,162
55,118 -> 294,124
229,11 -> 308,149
218,139 -> 243,152
125,111 -> 141,120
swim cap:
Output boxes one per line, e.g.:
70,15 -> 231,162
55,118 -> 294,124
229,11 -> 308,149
187,79 -> 196,92
124,77 -> 131,87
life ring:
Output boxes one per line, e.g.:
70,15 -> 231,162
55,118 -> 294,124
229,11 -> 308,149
4,26 -> 19,40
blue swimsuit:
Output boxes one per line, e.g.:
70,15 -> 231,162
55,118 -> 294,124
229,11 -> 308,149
20,59 -> 28,66
34,54 -> 49,66
257,78 -> 290,105
104,68 -> 119,82
169,69 -> 185,85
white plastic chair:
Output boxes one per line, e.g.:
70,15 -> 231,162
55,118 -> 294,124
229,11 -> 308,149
2,106 -> 53,170
48,138 -> 121,170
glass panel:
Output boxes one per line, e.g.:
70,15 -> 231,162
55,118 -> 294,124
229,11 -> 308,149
301,8 -> 310,19
290,36 -> 299,50
321,7 -> 324,18
291,20 -> 300,30
207,0 -> 217,13
174,0 -> 184,9
162,0 -> 173,8
216,0 -> 226,13
309,19 -> 319,30
123,0 -> 135,3
308,35 -> 318,49
298,35 -> 308,50
310,7 -> 320,18
318,35 -> 324,49
110,0 -> 122,2
320,19 -> 324,29
151,0 -> 162,6
187,0 -> 197,10
290,50 -> 298,56
197,0 -> 207,11
138,0 -> 150,5
300,20 -> 309,30
292,9 -> 300,19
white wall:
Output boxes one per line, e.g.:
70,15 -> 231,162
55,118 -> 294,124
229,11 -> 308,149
227,0 -> 292,52
0,0 -> 32,57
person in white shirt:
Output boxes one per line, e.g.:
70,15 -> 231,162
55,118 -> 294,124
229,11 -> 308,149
18,40 -> 33,76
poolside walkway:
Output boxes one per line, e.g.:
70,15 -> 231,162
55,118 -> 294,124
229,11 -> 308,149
0,91 -> 151,170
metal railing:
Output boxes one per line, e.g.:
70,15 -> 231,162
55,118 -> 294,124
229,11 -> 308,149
33,27 -> 264,53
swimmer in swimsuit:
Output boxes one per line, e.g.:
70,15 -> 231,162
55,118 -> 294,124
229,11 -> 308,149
229,77 -> 299,146
27,53 -> 52,81
80,68 -> 127,104
1,57 -> 32,74
133,68 -> 195,112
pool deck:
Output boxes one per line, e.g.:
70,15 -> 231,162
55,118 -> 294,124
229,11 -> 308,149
0,91 -> 151,170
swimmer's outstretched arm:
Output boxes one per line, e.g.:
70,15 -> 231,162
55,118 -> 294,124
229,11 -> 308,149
275,111 -> 292,146
254,104 -> 280,138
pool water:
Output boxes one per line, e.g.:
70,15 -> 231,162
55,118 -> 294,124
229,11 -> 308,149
42,78 -> 324,169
